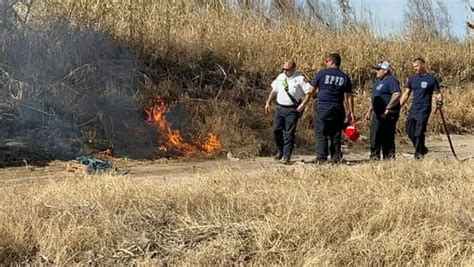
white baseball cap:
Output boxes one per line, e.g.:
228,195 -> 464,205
372,60 -> 393,71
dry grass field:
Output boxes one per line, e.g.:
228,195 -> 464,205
0,159 -> 473,265
0,1 -> 473,265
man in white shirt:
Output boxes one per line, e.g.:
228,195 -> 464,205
265,59 -> 311,164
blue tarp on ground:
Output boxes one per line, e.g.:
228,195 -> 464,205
76,156 -> 129,175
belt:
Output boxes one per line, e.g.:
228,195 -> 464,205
277,103 -> 297,108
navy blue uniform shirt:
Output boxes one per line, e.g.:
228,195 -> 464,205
372,75 -> 401,115
311,68 -> 352,108
406,74 -> 439,112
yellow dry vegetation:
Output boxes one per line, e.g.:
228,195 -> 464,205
0,160 -> 472,264
18,0 -> 473,156
33,0 -> 472,85
1,3 -> 472,264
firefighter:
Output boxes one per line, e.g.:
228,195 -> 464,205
300,53 -> 355,163
365,60 -> 401,160
265,59 -> 311,164
400,57 -> 443,159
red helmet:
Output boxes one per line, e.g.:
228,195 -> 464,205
344,120 -> 359,142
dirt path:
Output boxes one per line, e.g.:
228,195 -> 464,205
128,134 -> 474,182
1,135 -> 473,184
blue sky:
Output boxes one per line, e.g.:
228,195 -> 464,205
351,0 -> 471,38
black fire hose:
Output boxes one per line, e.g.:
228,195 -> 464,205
434,102 -> 474,162
435,102 -> 460,161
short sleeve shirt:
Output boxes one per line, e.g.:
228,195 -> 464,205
271,72 -> 311,106
406,74 -> 440,111
371,75 -> 401,115
310,68 -> 352,108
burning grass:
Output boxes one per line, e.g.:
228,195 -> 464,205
145,96 -> 220,157
0,159 -> 472,265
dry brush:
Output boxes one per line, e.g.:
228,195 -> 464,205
0,159 -> 473,264
1,0 -> 473,157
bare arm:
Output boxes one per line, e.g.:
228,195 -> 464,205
365,106 -> 373,121
400,88 -> 412,107
345,92 -> 355,121
265,90 -> 277,113
435,89 -> 443,103
365,94 -> 373,121
297,85 -> 316,112
386,92 -> 401,110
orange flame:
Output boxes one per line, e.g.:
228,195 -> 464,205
146,97 -> 220,156
201,133 -> 220,155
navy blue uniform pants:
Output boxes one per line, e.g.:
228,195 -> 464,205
315,106 -> 345,161
405,109 -> 430,158
370,112 -> 399,160
273,106 -> 300,158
